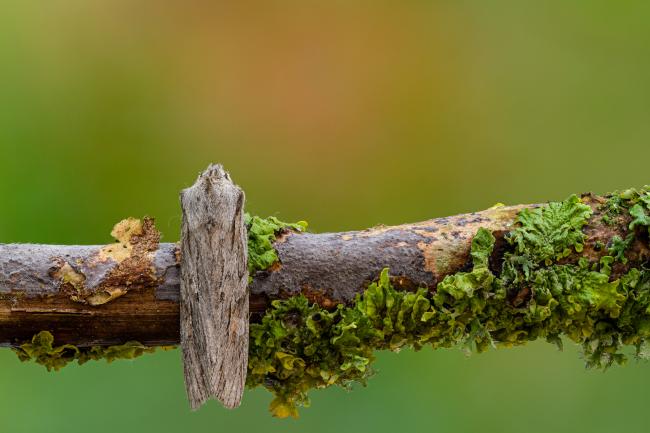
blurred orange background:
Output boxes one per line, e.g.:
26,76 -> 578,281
1,2 -> 650,432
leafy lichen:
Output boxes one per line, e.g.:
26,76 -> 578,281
13,331 -> 172,371
245,214 -> 307,278
609,234 -> 634,264
507,194 -> 592,265
629,203 -> 650,233
247,268 -> 437,418
602,186 -> 650,229
248,193 -> 650,418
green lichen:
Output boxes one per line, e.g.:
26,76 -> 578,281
434,228 -> 495,303
13,331 -> 171,371
249,193 -> 650,418
247,267 -> 438,418
597,187 -> 650,261
600,186 -> 650,235
602,193 -> 626,216
245,213 -> 307,278
507,194 -> 592,265
609,234 -> 634,264
629,204 -> 650,233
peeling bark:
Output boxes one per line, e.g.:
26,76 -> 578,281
0,193 -> 646,348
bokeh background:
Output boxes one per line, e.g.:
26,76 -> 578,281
1,1 -> 650,432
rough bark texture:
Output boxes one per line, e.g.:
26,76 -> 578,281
179,164 -> 249,410
0,194 -> 646,346
249,194 -> 649,309
249,204 -> 532,306
0,236 -> 181,348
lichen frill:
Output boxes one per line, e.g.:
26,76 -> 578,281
245,213 -> 307,279
12,331 -> 170,371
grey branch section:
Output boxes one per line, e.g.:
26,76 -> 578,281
0,242 -> 180,298
249,205 -> 532,305
180,165 -> 249,410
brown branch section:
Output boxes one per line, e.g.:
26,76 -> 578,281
0,194 -> 644,347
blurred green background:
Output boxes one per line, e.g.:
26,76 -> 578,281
1,1 -> 650,432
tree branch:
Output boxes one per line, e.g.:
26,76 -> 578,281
0,192 -> 646,348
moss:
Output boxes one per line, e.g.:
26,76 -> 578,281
13,331 -> 173,371
248,193 -> 650,418
245,213 -> 307,278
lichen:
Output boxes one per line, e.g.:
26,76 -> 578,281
98,217 -> 145,263
247,268 -> 433,418
609,234 -> 634,264
51,262 -> 86,292
245,213 -> 307,278
601,186 -> 650,228
13,331 -> 172,371
14,214 -> 306,376
56,217 -> 161,306
506,194 -> 592,265
630,203 -> 650,233
248,193 -> 650,418
434,227 -> 495,307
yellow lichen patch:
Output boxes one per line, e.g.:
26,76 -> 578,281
51,262 -> 86,300
111,217 -> 144,243
85,286 -> 128,306
55,217 -> 160,306
99,217 -> 144,263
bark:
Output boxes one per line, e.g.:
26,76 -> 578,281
0,193 -> 646,348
